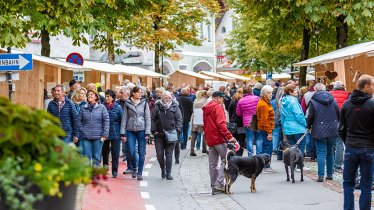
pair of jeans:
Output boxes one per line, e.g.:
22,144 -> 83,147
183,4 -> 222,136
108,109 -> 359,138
154,136 -> 176,174
124,141 -> 138,171
272,127 -> 280,151
196,133 -> 202,150
315,137 -> 336,177
334,137 -> 344,170
180,121 -> 190,149
245,128 -> 263,155
190,131 -> 207,153
276,127 -> 284,160
208,143 -> 227,189
126,130 -> 146,175
286,133 -> 306,157
75,140 -> 84,155
343,147 -> 374,210
306,133 -> 317,159
62,134 -> 72,144
260,130 -> 273,168
102,139 -> 121,175
83,139 -> 103,167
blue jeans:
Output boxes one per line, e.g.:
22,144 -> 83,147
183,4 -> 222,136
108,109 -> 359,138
126,130 -> 146,175
306,133 -> 316,159
286,133 -> 306,157
124,141 -> 139,170
196,133 -> 202,150
62,134 -> 72,143
245,128 -> 263,155
76,140 -> 84,155
335,138 -> 344,169
343,147 -> 374,210
315,137 -> 336,177
82,139 -> 103,167
102,139 -> 121,175
260,130 -> 273,168
272,127 -> 280,151
180,121 -> 190,149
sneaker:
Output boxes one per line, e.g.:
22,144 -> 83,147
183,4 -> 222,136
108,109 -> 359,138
132,169 -> 137,178
303,166 -> 311,171
112,172 -> 118,178
212,187 -> 225,195
317,176 -> 324,182
190,152 -> 197,156
175,159 -> 179,164
326,176 -> 333,180
202,150 -> 209,154
161,171 -> 166,179
137,174 -> 143,181
123,169 -> 132,174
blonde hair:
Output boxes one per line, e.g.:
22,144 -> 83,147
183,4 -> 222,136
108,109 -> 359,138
72,87 -> 87,103
196,90 -> 208,100
232,88 -> 244,101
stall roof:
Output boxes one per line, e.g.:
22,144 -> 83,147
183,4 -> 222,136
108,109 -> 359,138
259,73 -> 291,80
172,70 -> 214,80
199,71 -> 234,80
294,41 -> 374,67
218,72 -> 251,81
83,60 -> 119,73
0,49 -> 89,71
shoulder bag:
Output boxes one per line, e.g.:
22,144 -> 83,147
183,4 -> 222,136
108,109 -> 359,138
247,114 -> 258,131
158,109 -> 178,144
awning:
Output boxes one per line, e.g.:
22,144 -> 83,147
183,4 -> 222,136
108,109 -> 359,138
172,70 -> 214,80
258,73 -> 291,80
218,72 -> 251,81
83,60 -> 119,73
294,41 -> 374,67
199,71 -> 234,80
0,49 -> 89,71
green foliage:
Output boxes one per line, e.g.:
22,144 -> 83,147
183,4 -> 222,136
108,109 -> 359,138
0,97 -> 99,210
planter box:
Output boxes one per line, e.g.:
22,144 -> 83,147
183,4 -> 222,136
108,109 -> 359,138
0,183 -> 77,210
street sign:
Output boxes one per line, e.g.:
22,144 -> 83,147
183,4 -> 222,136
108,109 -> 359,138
0,54 -> 33,71
66,52 -> 84,65
266,71 -> 272,80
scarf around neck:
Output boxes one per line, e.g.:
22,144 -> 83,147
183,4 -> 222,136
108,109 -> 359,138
161,100 -> 172,109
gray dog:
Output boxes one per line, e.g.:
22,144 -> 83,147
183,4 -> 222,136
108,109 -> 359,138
279,141 -> 304,183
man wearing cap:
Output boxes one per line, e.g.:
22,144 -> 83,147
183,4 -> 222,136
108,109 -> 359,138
67,79 -> 81,100
330,81 -> 350,173
203,91 -> 237,195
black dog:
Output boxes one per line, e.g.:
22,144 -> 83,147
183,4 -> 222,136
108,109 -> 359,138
279,141 -> 304,183
224,150 -> 271,194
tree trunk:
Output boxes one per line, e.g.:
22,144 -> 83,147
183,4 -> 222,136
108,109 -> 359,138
41,28 -> 50,57
299,27 -> 311,87
154,42 -> 160,73
336,14 -> 348,49
107,33 -> 115,64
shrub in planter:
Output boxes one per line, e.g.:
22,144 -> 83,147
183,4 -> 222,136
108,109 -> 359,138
0,97 -> 105,210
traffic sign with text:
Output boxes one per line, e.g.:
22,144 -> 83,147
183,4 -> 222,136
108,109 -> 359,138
0,54 -> 33,71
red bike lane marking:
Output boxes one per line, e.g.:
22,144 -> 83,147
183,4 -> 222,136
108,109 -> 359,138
82,144 -> 156,210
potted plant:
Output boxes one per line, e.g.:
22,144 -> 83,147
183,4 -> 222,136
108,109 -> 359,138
0,97 -> 106,210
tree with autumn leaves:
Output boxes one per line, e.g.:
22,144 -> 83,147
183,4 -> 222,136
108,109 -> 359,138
226,0 -> 373,86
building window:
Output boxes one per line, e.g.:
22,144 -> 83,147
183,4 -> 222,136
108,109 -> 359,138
221,26 -> 226,34
207,24 -> 211,42
179,64 -> 188,70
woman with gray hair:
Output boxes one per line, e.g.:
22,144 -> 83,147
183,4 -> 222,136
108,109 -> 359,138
151,91 -> 183,180
253,82 -> 263,97
257,85 -> 275,172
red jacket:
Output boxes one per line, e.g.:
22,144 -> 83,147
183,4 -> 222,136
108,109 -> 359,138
203,100 -> 233,147
330,89 -> 350,109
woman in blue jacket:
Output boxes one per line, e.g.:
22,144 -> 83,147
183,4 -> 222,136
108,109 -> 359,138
78,90 -> 109,167
280,84 -> 307,156
102,89 -> 123,178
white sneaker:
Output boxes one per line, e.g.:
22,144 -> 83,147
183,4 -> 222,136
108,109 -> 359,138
262,168 -> 276,173
303,166 -> 311,171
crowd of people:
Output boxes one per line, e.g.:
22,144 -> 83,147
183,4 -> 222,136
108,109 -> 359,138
44,74 -> 374,209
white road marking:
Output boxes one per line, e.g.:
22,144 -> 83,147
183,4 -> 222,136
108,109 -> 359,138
140,181 -> 148,187
141,192 -> 150,199
150,157 -> 157,161
145,204 -> 156,210
145,163 -> 152,168
143,171 -> 149,177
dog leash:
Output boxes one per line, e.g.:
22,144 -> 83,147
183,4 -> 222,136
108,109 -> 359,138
294,132 -> 308,147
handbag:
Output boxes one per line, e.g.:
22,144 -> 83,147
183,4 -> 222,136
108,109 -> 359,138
247,114 -> 258,131
227,122 -> 237,134
158,110 -> 178,144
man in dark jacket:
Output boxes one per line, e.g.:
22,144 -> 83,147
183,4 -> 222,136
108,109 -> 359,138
177,88 -> 193,150
203,91 -> 236,195
47,84 -> 78,143
67,79 -> 81,99
307,83 -> 339,183
339,75 -> 374,210
219,86 -> 231,111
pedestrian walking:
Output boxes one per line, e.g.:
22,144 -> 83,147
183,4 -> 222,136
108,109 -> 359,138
228,88 -> 246,156
177,88 -> 193,150
330,81 -> 350,173
203,91 -> 236,195
102,89 -> 123,178
120,86 -> 151,181
257,85 -> 275,172
302,79 -> 317,161
47,84 -> 79,144
236,86 -> 261,155
78,90 -> 109,167
67,79 -> 81,99
280,84 -> 307,156
151,91 -> 182,180
190,90 -> 209,156
71,87 -> 87,154
340,75 -> 374,210
307,83 -> 339,182
87,83 -> 105,104
253,82 -> 263,97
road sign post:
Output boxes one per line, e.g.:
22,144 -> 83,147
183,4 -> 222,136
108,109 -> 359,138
0,52 -> 33,101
